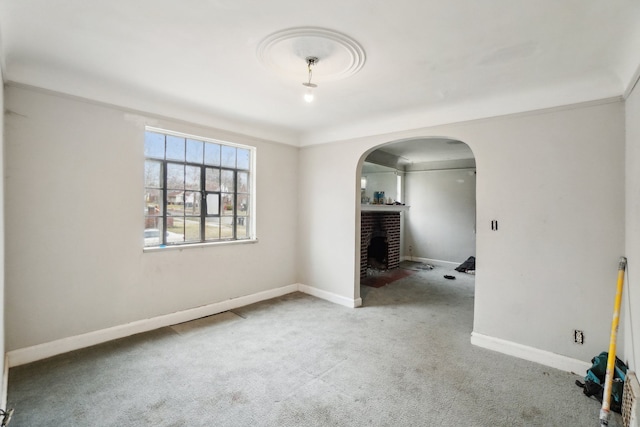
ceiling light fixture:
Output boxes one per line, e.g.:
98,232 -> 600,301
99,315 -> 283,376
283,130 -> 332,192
302,56 -> 318,103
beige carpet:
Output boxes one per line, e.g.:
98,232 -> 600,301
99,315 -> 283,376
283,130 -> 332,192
7,266 -> 622,426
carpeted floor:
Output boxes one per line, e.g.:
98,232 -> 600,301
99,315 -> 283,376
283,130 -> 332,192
7,266 -> 622,426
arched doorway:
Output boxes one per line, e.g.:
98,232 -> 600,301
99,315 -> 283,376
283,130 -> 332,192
356,137 -> 477,302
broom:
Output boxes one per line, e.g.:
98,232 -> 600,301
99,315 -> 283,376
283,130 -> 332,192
599,256 -> 627,426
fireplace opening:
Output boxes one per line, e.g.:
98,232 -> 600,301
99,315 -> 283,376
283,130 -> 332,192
368,235 -> 388,270
361,211 -> 401,278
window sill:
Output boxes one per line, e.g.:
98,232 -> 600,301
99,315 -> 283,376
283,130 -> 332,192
143,238 -> 258,253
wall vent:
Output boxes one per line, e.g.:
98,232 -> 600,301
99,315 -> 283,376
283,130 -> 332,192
623,371 -> 640,427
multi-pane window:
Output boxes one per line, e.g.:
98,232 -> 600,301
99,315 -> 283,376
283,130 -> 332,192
144,128 -> 254,247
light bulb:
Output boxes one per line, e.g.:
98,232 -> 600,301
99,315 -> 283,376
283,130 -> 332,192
304,88 -> 314,103
302,57 -> 318,103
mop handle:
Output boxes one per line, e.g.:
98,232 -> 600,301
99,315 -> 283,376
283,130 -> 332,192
600,256 -> 627,426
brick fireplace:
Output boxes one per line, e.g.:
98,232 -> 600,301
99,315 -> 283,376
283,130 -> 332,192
360,211 -> 401,277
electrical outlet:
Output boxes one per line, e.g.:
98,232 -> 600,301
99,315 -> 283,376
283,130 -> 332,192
574,330 -> 584,344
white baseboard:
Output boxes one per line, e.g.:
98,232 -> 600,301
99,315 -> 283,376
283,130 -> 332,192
401,256 -> 460,268
7,283 -> 363,367
298,284 -> 362,308
471,332 -> 591,375
7,284 -> 298,367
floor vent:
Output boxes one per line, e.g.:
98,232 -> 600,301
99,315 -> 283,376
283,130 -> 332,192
623,371 -> 640,427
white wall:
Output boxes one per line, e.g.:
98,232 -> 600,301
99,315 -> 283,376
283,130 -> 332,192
4,85 -> 299,351
625,81 -> 640,370
2,82 -> 629,371
299,100 -> 625,362
298,143 -> 360,301
404,167 -> 476,264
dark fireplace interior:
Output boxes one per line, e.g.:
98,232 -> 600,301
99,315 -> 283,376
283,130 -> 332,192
367,235 -> 388,269
361,211 -> 401,278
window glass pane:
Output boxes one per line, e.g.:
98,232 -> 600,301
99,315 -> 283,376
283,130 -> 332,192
145,160 -> 163,188
167,216 -> 183,237
184,191 -> 201,215
221,170 -> 234,192
206,168 -> 220,191
166,135 -> 185,161
167,164 -> 185,189
167,191 -> 185,215
186,139 -> 204,164
166,228 -> 185,245
145,189 -> 163,215
144,132 -> 165,159
205,143 -> 220,166
184,217 -> 201,242
236,216 -> 249,239
237,194 -> 249,216
185,165 -> 200,190
221,145 -> 236,168
221,193 -> 234,215
144,221 -> 164,247
221,217 -> 234,239
206,193 -> 220,215
237,148 -> 250,170
205,217 -> 220,240
237,172 -> 249,193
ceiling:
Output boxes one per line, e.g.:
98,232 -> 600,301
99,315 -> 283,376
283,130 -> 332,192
1,1 -> 639,147
376,138 -> 474,165
365,137 -> 475,167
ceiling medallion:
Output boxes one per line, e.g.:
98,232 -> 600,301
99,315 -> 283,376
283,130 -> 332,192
256,27 -> 366,82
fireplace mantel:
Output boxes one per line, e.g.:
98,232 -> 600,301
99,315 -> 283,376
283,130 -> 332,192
361,205 -> 410,212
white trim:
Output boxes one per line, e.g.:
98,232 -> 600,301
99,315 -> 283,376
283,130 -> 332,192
401,256 -> 460,268
6,283 -> 364,367
299,96 -> 622,147
6,81 -> 300,146
360,205 -> 410,212
143,238 -> 258,253
471,332 -> 591,375
298,284 -> 362,308
7,284 -> 298,367
405,167 -> 477,173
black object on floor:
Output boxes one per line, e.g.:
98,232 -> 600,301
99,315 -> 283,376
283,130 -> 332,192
455,256 -> 476,272
444,275 -> 456,280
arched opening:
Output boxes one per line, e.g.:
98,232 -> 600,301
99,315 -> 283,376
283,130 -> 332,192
356,137 -> 477,307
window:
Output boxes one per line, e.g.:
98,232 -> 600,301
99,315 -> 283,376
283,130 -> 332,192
144,128 -> 255,248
